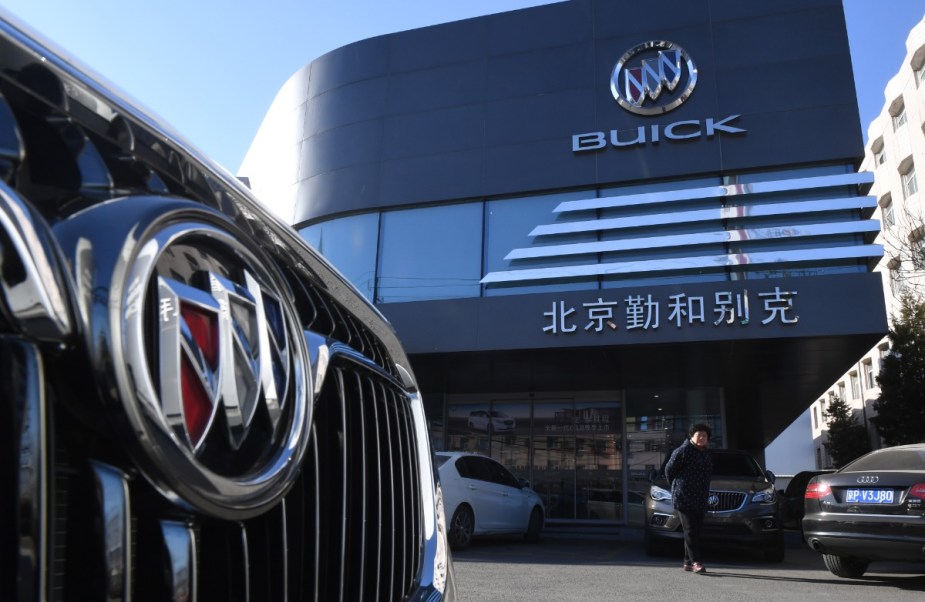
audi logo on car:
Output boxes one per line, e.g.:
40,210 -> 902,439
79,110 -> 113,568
856,475 -> 880,484
610,40 -> 697,115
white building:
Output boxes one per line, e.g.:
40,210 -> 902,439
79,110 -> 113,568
811,13 -> 925,468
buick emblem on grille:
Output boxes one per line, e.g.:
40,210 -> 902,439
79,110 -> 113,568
857,475 -> 879,484
60,198 -> 311,519
707,493 -> 719,507
610,40 -> 697,115
157,269 -> 289,452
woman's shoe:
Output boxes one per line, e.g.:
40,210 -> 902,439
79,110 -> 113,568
691,562 -> 706,574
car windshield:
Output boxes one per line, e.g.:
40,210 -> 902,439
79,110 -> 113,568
842,447 -> 925,472
711,453 -> 764,477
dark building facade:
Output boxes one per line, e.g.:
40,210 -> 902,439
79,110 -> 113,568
243,0 -> 887,524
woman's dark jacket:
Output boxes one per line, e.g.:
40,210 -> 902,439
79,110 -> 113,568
664,439 -> 713,514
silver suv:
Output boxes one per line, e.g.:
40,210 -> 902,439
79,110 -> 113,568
644,449 -> 785,562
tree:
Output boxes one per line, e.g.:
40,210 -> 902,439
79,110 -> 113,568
823,396 -> 871,468
879,199 -> 925,298
872,293 -> 925,445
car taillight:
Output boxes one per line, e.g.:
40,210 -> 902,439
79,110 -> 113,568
805,482 -> 831,499
909,483 -> 925,500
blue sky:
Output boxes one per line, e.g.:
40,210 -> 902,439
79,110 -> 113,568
3,1 -> 924,173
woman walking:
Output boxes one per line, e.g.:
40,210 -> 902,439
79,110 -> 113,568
665,423 -> 713,574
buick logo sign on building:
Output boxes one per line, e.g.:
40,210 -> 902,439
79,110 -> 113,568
611,40 -> 698,115
571,38 -> 741,152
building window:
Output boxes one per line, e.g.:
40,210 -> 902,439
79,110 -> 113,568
888,257 -> 905,294
893,103 -> 907,130
911,226 -> 925,269
882,198 -> 895,230
878,344 -> 890,372
813,405 -> 819,429
902,164 -> 918,199
300,213 -> 380,302
875,149 -> 886,165
918,64 -> 925,87
862,359 -> 875,389
837,382 -> 846,401
850,372 -> 861,399
889,265 -> 905,294
377,203 -> 483,303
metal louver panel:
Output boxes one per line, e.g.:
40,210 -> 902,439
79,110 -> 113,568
483,171 -> 882,285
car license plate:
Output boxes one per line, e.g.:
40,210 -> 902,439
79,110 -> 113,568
845,488 -> 894,504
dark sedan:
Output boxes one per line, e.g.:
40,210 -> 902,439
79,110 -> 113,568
780,469 -> 834,531
802,444 -> 925,578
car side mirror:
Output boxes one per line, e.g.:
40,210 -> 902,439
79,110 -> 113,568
765,470 -> 776,485
647,468 -> 659,482
518,477 -> 531,489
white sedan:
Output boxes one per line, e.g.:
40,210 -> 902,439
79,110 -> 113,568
436,451 -> 544,550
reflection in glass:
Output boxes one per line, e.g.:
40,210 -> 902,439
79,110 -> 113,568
300,213 -> 380,301
624,387 -> 722,527
378,203 -> 482,302
484,191 -> 599,296
442,390 -> 722,525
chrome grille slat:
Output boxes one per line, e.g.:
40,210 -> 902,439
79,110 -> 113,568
301,358 -> 425,601
89,462 -> 131,601
3,338 -> 48,600
378,377 -> 398,600
159,520 -> 197,602
352,370 -> 372,600
708,490 -> 747,512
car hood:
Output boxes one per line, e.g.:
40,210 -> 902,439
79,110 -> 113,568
709,476 -> 773,491
653,476 -> 771,491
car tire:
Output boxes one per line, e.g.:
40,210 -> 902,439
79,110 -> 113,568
822,553 -> 869,578
448,505 -> 475,551
524,506 -> 543,543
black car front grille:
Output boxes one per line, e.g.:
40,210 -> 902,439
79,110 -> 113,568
7,340 -> 424,601
707,490 -> 747,512
297,359 -> 424,601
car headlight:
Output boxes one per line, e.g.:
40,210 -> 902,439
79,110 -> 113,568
752,488 -> 778,504
650,485 -> 672,502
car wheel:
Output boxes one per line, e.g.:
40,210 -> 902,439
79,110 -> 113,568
524,507 -> 543,543
643,529 -> 663,556
448,505 -> 475,551
822,554 -> 869,578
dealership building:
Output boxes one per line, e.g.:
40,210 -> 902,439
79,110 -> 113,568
240,0 -> 888,524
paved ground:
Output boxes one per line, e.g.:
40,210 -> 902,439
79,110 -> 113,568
449,530 -> 925,601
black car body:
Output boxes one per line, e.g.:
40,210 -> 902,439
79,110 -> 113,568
644,449 -> 785,561
0,10 -> 454,601
780,469 -> 834,531
803,444 -> 925,578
